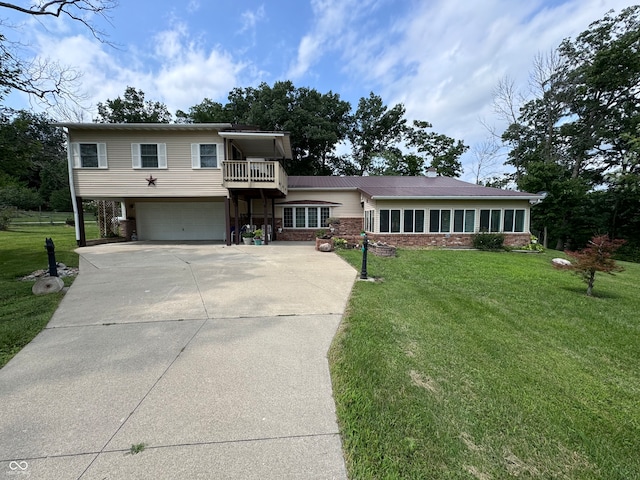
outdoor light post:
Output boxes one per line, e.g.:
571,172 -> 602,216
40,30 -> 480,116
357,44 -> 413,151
45,238 -> 58,277
360,232 -> 368,280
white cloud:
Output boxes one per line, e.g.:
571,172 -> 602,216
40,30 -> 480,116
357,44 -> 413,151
240,5 -> 266,33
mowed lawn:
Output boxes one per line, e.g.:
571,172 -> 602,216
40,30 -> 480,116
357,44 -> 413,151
0,222 -> 97,367
332,249 -> 640,479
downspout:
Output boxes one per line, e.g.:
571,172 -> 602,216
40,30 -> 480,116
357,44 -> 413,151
64,127 -> 81,245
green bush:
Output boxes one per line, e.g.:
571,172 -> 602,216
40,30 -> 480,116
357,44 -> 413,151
472,232 -> 506,251
333,237 -> 347,249
0,185 -> 42,210
49,188 -> 73,212
0,206 -> 16,230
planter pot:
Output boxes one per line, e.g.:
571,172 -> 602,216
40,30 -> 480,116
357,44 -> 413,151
254,238 -> 263,245
242,237 -> 253,245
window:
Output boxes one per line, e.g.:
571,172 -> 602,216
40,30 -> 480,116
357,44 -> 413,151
191,143 -> 221,168
132,143 -> 167,169
503,209 -> 526,232
380,209 -> 401,232
479,209 -> 501,232
403,209 -> 425,233
453,209 -> 475,233
283,206 -> 331,228
364,210 -> 375,232
70,143 -> 107,168
429,209 -> 451,233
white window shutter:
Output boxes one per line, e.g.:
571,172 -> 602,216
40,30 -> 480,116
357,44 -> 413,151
131,144 -> 141,168
216,143 -> 224,166
191,143 -> 200,168
70,143 -> 81,168
158,143 -> 167,168
97,143 -> 108,168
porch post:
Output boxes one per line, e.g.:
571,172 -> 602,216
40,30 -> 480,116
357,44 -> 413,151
233,194 -> 240,245
224,197 -> 231,246
261,189 -> 268,245
271,197 -> 276,241
76,197 -> 86,247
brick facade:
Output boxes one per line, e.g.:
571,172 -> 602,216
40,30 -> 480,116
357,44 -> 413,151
274,215 -> 531,248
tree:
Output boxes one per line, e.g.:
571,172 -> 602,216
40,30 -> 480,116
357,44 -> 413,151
0,110 -> 67,208
556,235 -> 626,296
0,1 -> 116,109
95,87 -> 172,123
175,98 -> 229,123
341,92 -> 406,176
406,120 -> 468,177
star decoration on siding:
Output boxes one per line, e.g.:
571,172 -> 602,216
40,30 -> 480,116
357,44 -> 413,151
146,175 -> 157,186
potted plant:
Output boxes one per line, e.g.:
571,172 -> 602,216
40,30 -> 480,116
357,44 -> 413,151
241,231 -> 254,245
253,229 -> 264,245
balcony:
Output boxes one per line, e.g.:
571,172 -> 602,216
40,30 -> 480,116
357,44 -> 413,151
222,160 -> 288,195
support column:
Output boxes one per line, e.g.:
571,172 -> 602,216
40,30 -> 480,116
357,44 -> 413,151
271,197 -> 276,241
261,189 -> 268,245
224,197 -> 231,246
76,197 -> 86,247
233,194 -> 240,245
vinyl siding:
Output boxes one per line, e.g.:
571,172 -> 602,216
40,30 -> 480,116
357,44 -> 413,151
70,130 -> 227,198
281,189 -> 363,217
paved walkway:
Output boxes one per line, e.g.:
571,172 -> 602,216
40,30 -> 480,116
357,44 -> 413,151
0,242 -> 356,479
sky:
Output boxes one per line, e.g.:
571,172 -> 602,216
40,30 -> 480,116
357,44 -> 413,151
2,0 -> 637,181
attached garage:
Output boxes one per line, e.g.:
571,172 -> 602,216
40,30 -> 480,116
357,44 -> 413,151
136,201 -> 226,241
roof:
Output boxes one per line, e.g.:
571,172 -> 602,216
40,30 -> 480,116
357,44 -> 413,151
288,176 -> 541,200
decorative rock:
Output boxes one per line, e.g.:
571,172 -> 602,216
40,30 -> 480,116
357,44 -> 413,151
32,276 -> 64,295
318,242 -> 333,252
552,258 -> 572,268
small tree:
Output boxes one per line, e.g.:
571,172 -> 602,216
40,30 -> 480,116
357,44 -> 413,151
559,235 -> 626,296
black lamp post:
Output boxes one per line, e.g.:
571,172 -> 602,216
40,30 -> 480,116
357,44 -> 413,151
360,233 -> 368,279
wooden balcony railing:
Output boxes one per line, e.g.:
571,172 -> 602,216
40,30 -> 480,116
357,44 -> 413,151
222,160 -> 288,194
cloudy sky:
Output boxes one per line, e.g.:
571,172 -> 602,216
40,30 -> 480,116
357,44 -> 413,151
2,0 -> 636,180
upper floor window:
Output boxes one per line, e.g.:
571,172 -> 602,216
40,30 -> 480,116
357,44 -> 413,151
191,143 -> 223,169
70,142 -> 107,168
131,143 -> 167,169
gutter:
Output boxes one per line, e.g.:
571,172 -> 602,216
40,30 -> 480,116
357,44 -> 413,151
63,127 -> 81,244
369,195 -> 544,201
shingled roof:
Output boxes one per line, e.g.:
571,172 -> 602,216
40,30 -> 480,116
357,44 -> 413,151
288,176 -> 540,200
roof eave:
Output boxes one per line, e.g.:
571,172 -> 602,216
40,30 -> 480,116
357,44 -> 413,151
369,195 -> 542,200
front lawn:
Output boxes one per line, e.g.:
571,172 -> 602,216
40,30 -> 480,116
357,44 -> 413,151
331,249 -> 640,479
0,224 -> 94,368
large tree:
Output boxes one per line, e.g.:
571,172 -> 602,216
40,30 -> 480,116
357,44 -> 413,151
95,86 -> 172,123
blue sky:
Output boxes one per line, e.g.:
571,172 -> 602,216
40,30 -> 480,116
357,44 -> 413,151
2,0 -> 636,180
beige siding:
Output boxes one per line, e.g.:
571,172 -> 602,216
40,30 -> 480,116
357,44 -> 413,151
70,130 -> 228,198
281,189 -> 363,217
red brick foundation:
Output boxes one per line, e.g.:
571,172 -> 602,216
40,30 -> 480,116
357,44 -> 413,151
274,216 -> 531,248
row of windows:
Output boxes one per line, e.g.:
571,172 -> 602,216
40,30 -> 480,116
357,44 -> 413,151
283,207 -> 331,229
376,209 -> 526,233
71,142 -> 222,169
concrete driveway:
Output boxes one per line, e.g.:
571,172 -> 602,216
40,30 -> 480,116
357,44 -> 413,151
0,242 -> 356,479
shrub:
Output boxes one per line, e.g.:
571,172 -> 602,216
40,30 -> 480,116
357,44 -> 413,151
0,206 -> 17,230
316,229 -> 331,239
49,188 -> 73,212
472,232 -> 506,251
333,237 -> 347,249
0,185 -> 42,210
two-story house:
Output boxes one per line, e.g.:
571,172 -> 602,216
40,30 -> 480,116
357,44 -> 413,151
59,123 -> 542,247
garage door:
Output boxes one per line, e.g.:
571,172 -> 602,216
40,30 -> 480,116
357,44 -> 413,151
136,202 -> 225,241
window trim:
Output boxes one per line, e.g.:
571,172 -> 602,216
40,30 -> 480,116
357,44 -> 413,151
131,143 -> 167,169
379,208 -> 425,233
70,142 -> 107,169
453,209 -> 475,233
191,143 -> 223,169
503,208 -> 526,232
282,206 -> 331,229
429,209 -> 451,233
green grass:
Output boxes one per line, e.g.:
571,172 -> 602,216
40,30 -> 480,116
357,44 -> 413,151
0,222 -> 98,368
331,249 -> 640,479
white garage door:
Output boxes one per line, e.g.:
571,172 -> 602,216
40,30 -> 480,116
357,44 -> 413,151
136,202 -> 225,241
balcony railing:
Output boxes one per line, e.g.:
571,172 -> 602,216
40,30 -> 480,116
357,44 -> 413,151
222,160 -> 288,194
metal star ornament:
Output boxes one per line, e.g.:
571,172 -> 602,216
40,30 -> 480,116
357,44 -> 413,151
146,175 -> 157,186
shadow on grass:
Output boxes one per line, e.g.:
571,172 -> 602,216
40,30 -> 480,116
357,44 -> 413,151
560,285 -> 623,299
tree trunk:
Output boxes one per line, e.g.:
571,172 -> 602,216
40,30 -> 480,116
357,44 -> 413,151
586,270 -> 595,296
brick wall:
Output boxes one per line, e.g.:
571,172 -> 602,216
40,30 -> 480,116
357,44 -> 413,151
273,216 -> 531,248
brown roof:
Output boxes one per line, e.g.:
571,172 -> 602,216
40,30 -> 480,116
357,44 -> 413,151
288,176 -> 539,199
